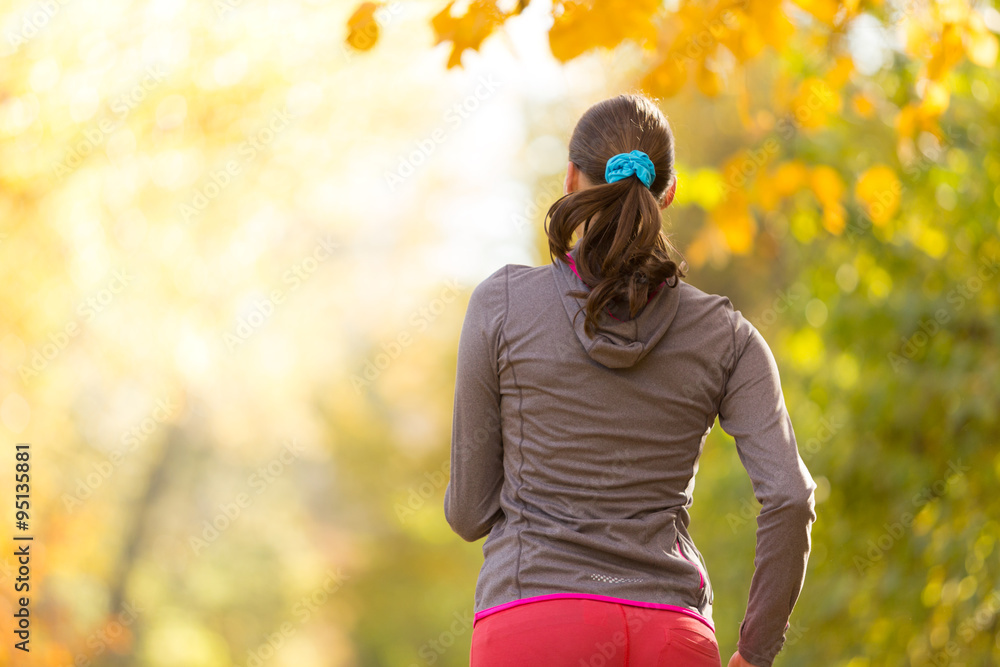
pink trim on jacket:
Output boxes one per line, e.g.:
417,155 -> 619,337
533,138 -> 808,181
677,537 -> 705,588
564,252 -> 665,322
473,593 -> 715,632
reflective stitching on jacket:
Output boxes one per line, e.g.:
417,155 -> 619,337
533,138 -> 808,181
590,573 -> 645,584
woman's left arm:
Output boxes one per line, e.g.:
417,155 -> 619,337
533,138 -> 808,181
444,267 -> 508,542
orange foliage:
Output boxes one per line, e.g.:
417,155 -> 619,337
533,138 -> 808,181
345,2 -> 383,52
431,0 -> 512,69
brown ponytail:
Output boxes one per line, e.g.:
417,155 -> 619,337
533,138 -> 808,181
544,92 -> 687,339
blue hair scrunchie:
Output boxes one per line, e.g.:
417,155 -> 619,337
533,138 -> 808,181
605,150 -> 656,189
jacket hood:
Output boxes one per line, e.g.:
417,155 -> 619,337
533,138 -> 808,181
551,241 -> 682,369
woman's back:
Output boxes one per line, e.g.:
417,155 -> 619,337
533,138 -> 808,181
447,244 -> 814,635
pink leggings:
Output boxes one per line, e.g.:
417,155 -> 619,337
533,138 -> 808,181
470,598 -> 722,666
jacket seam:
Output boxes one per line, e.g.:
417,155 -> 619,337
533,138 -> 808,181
713,305 -> 744,417
498,264 -> 526,599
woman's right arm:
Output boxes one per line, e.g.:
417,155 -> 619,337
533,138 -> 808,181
716,307 -> 818,667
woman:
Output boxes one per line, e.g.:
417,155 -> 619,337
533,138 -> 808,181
445,92 -> 817,667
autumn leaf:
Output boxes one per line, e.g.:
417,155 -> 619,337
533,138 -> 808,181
549,0 -> 603,62
346,2 -> 383,52
549,0 -> 660,62
432,0 -> 510,69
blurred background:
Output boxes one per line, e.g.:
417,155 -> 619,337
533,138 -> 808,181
0,0 -> 998,664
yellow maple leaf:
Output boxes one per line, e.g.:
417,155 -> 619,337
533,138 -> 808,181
549,0 -> 660,62
549,0 -> 596,60
432,0 -> 508,69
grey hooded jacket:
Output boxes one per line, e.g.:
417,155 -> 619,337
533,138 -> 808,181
445,241 -> 817,666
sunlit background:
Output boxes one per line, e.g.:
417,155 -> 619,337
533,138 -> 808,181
1,0 -> 999,664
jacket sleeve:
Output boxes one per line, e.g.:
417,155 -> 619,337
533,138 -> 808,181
717,307 -> 817,667
444,267 -> 507,542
